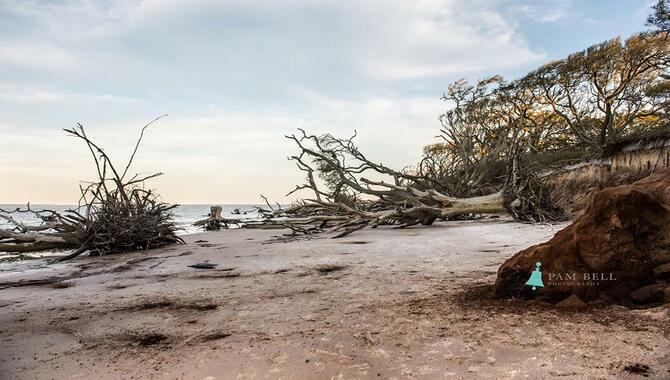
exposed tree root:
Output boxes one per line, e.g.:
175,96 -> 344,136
193,206 -> 243,231
0,117 -> 183,259
238,130 -> 519,238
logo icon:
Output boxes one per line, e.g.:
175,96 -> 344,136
525,261 -> 544,290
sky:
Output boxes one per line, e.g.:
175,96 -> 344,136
0,0 -> 655,204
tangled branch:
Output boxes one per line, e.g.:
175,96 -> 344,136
0,117 -> 183,260
248,129 -> 508,238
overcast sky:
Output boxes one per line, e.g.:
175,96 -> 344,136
0,0 -> 653,204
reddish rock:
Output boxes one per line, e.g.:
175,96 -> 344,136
494,169 -> 670,305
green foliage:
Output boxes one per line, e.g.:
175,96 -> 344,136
427,29 -> 670,198
648,0 -> 670,31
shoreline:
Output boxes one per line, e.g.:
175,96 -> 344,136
1,219 -> 668,379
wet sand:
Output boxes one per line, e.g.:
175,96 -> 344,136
0,219 -> 668,379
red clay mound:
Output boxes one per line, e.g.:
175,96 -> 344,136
494,169 -> 670,306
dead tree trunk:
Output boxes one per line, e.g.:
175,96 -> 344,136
250,129 -> 513,238
193,206 -> 242,231
503,145 -> 564,223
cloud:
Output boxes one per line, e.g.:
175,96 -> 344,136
0,0 -> 138,42
0,0 -> 545,90
0,85 -> 139,104
0,42 -> 75,72
506,0 -> 571,24
291,0 -> 545,80
0,0 -> 551,203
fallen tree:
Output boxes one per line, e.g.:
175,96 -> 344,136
0,117 -> 183,260
245,129 -> 559,238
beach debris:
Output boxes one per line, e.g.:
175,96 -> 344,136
136,333 -> 168,347
193,206 -> 243,231
188,262 -> 218,270
123,299 -> 218,311
188,271 -> 240,279
623,363 -> 652,377
49,281 -> 75,289
237,129 -> 560,239
201,332 -> 231,342
315,264 -> 347,274
495,169 -> 670,306
0,117 -> 183,260
107,284 -> 130,290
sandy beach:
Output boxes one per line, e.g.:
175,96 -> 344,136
1,218 -> 668,379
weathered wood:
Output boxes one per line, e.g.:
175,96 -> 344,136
0,119 -> 183,259
251,130 -> 512,238
193,206 -> 243,231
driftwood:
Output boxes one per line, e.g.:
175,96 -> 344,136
244,129 -> 511,238
193,206 -> 243,231
0,206 -> 80,253
0,117 -> 183,259
244,129 -> 565,238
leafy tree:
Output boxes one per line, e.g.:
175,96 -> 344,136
648,0 -> 670,31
